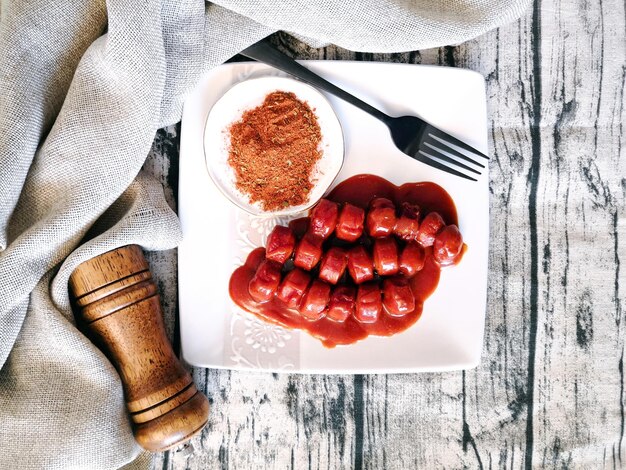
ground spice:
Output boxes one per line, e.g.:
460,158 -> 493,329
227,90 -> 322,211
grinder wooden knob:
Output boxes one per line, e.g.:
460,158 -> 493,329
69,245 -> 209,451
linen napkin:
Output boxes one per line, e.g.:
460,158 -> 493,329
0,0 -> 530,468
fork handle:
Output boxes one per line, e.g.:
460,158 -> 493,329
241,39 -> 392,124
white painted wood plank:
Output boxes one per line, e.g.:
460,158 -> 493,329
147,1 -> 626,465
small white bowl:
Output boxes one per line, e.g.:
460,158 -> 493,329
203,76 -> 344,217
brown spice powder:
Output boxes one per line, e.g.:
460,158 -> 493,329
227,91 -> 322,211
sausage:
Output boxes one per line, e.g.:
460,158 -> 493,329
399,241 -> 425,277
288,217 -> 310,239
370,197 -> 394,210
366,197 -> 397,238
276,268 -> 311,309
347,245 -> 375,284
417,212 -> 445,247
372,237 -> 399,276
265,225 -> 296,264
382,277 -> 416,317
433,224 -> 464,266
248,259 -> 282,303
309,199 -> 339,239
299,280 -> 331,321
294,233 -> 323,270
318,247 -> 348,285
355,282 -> 382,323
393,202 -> 420,241
335,203 -> 365,242
327,286 -> 356,323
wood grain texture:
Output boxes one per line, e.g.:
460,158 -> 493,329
146,0 -> 626,467
69,245 -> 209,452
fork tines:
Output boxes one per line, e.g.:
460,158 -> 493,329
418,125 -> 488,181
428,127 -> 489,160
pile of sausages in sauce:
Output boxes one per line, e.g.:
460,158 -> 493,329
229,174 -> 466,347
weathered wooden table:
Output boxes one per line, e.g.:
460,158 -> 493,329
145,1 -> 626,467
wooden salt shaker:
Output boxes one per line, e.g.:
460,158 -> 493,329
69,245 -> 209,451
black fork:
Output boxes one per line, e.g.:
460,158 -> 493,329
241,39 -> 488,182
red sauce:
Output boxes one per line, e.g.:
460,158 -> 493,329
229,174 -> 464,348
327,174 -> 458,225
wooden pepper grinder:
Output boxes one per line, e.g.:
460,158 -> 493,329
69,245 -> 209,452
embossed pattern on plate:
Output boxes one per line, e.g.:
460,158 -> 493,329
179,61 -> 489,374
228,211 -> 300,371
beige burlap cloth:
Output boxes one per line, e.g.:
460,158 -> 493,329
0,1 -> 529,468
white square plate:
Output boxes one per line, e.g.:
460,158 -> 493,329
178,61 -> 488,373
